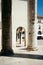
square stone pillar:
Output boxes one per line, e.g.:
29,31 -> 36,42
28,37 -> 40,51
1,0 -> 14,55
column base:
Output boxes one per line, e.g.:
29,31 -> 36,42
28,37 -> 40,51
26,46 -> 38,51
1,49 -> 14,56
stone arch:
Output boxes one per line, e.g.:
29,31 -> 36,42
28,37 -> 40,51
16,26 -> 26,47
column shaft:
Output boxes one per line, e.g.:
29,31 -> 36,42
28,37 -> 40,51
1,0 -> 14,55
27,0 -> 38,50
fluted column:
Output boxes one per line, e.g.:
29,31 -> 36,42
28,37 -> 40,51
1,0 -> 14,55
27,0 -> 38,50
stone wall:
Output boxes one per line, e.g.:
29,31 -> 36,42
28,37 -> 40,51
12,0 -> 28,48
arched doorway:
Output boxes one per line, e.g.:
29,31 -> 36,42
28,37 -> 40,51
16,27 -> 26,47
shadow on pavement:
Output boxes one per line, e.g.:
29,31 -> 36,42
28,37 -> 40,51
0,52 -> 43,60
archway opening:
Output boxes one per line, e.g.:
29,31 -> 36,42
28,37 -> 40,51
16,27 -> 26,47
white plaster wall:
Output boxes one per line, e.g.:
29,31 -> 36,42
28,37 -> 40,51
12,0 -> 28,49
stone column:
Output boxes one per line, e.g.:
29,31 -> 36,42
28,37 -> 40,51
27,0 -> 38,50
1,0 -> 14,55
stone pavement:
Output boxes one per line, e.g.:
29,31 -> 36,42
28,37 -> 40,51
0,46 -> 43,65
0,56 -> 43,65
